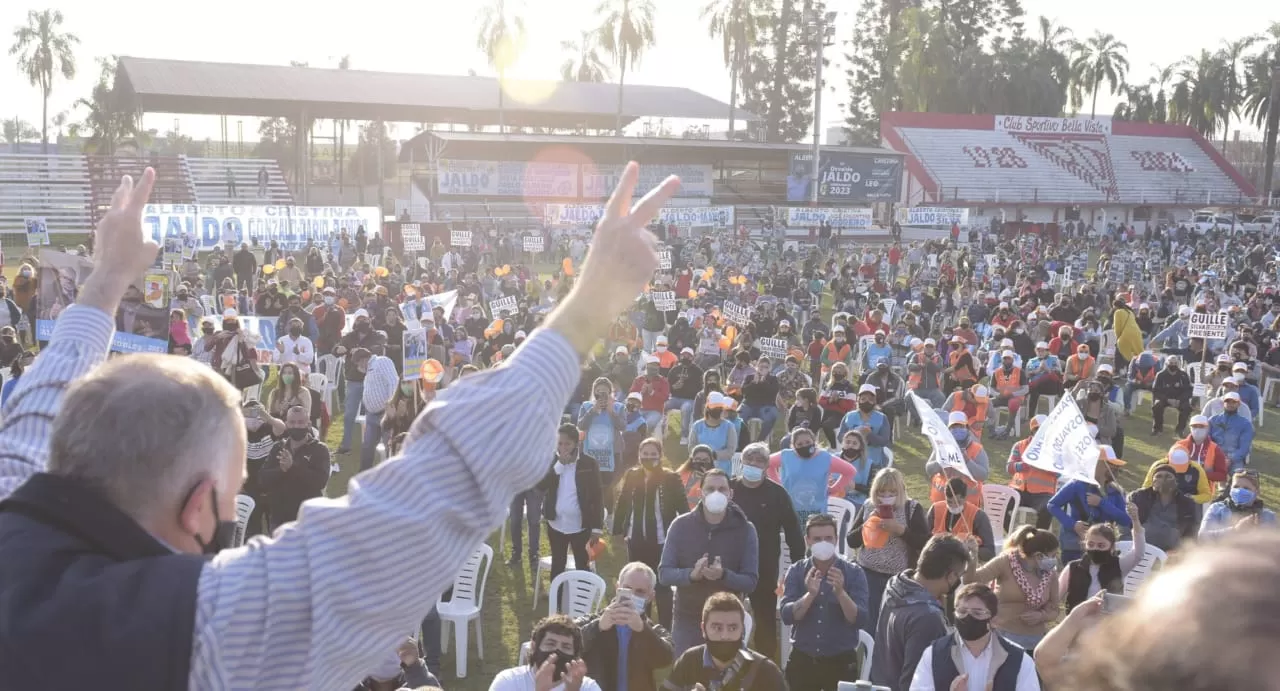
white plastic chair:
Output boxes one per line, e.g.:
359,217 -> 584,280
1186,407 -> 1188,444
306,371 -> 327,394
533,554 -> 597,603
549,570 -> 608,619
778,531 -> 795,668
994,405 -> 1022,437
438,543 -> 494,678
857,629 -> 875,680
1116,540 -> 1168,596
980,484 -> 1021,542
316,354 -> 344,414
232,494 -> 255,547
743,611 -> 754,646
1036,394 -> 1058,415
827,496 -> 857,558
883,447 -> 895,468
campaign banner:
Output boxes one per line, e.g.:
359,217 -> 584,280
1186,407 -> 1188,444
723,302 -> 751,327
543,204 -> 734,228
142,272 -> 170,309
651,291 -> 676,312
36,250 -> 168,354
1188,312 -> 1230,340
403,328 -> 430,381
777,206 -> 873,229
142,204 -> 380,251
658,249 -> 672,271
582,163 -> 715,198
450,230 -> 472,248
895,207 -> 971,227
787,152 -> 902,203
908,392 -> 974,480
1019,396 -> 1099,485
24,217 -> 49,246
489,295 -> 518,318
758,337 -> 788,360
162,236 -> 184,265
402,223 -> 425,252
523,235 -> 544,253
994,114 -> 1111,136
437,159 -> 579,197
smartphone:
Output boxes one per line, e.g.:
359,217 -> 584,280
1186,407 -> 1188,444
876,504 -> 894,519
616,587 -> 634,607
1101,592 -> 1134,614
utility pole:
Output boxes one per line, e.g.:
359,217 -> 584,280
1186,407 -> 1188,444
809,4 -> 838,205
1263,57 -> 1280,205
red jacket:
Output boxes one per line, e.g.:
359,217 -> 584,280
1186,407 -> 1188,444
1175,437 -> 1230,484
629,375 -> 671,411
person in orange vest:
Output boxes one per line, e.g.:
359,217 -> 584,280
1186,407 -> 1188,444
1063,343 -> 1096,392
926,477 -> 996,562
821,325 -> 854,370
926,411 -> 989,507
1174,414 -> 1230,487
939,384 -> 990,440
943,335 -> 979,394
1006,413 -> 1059,529
907,337 -> 946,408
990,349 -> 1028,439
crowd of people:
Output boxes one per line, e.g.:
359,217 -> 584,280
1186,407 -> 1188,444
3,162 -> 1280,691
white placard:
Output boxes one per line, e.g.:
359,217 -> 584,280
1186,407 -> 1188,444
523,235 -> 544,253
880,298 -> 897,321
723,302 -> 751,327
488,295 -> 518,317
894,207 -> 970,227
908,392 -> 974,480
1188,312 -> 1229,340
1019,396 -> 1100,485
658,249 -> 672,271
402,223 -> 425,252
450,230 -> 472,248
928,254 -> 938,268
24,217 -> 50,246
651,291 -> 676,312
758,338 -> 788,360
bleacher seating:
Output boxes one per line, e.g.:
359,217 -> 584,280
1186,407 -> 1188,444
85,156 -> 193,228
882,113 -> 1258,206
0,155 -> 93,234
184,157 -> 294,205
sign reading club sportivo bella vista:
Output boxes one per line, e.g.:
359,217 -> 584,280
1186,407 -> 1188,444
994,115 -> 1111,136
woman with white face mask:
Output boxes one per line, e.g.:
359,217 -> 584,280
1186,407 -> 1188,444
846,468 -> 931,628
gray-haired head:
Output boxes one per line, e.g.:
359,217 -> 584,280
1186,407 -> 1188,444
48,355 -> 246,552
617,561 -> 658,590
741,442 -> 771,465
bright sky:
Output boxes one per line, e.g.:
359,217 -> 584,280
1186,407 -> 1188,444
1,0 -> 1274,145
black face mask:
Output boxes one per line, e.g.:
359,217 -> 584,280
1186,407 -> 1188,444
954,615 -> 990,642
285,427 -> 309,441
356,321 -> 371,332
706,639 -> 743,663
529,649 -> 576,681
289,328 -> 303,337
1088,392 -> 1102,401
794,444 -> 816,458
859,401 -> 875,412
186,487 -> 238,556
1087,549 -> 1115,565
202,328 -> 214,335
707,410 -> 723,420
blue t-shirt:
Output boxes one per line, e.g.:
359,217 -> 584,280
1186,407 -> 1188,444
616,626 -> 631,691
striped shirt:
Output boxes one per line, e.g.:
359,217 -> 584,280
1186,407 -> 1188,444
361,355 -> 399,415
0,304 -> 580,690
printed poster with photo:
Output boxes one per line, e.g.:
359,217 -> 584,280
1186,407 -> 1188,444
36,250 -> 169,353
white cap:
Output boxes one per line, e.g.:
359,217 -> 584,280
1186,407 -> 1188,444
1190,415 -> 1209,427
1036,341 -> 1050,349
923,338 -> 936,346
644,354 -> 660,365
514,330 -> 527,339
707,392 -> 731,409
1223,391 -> 1241,402
1100,444 -> 1118,461
1216,354 -> 1232,363
1139,303 -> 1150,310
779,319 -> 791,327
615,345 -> 629,354
626,391 -> 643,402
1001,338 -> 1014,347
972,385 -> 989,397
948,411 -> 968,426
1030,414 -> 1048,429
1001,349 -> 1016,359
1169,448 -> 1191,466
656,334 -> 668,344
1178,305 -> 1191,316
222,308 -> 238,318
1233,362 -> 1249,372
353,308 -> 369,319
999,301 -> 1009,309
681,347 -> 694,356
833,325 -> 845,333
858,383 -> 878,395
1098,363 -> 1114,374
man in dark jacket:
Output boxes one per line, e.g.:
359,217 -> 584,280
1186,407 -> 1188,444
613,439 -> 687,629
729,442 -> 804,660
1152,354 -> 1193,435
663,592 -> 784,691
1127,464 -> 1198,552
258,406 -> 330,531
659,469 -> 759,657
233,243 -> 258,292
871,535 -> 971,691
665,349 -> 703,444
577,561 -> 674,691
541,423 -> 604,580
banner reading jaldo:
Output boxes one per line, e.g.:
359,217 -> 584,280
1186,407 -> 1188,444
544,204 -> 734,228
895,207 -> 971,227
143,204 -> 381,251
776,207 -> 873,229
787,152 -> 902,203
437,159 -> 579,197
582,163 -> 715,198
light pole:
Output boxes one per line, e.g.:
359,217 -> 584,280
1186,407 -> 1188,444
1262,57 -> 1280,205
808,5 -> 838,205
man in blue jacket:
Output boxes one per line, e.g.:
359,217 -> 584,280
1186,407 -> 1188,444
1209,392 -> 1255,474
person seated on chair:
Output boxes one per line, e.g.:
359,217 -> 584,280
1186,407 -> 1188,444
1127,464 -> 1198,553
739,356 -> 781,444
1208,391 -> 1255,475
926,478 -> 995,562
1024,341 -> 1064,416
1048,450 -> 1131,564
629,356 -> 671,436
492,615 -> 600,691
838,384 -> 891,473
258,405 -> 330,532
1140,446 -> 1213,507
663,592 -> 785,691
1198,469 -> 1277,539
1151,355 -> 1193,437
908,583 -> 1042,690
577,562 -> 674,691
1074,377 -> 1122,454
1123,350 -> 1160,416
1174,415 -> 1230,488
861,356 -> 907,431
989,350 -> 1028,439
1063,343 -> 1096,392
1007,414 -> 1057,530
1057,504 -> 1145,614
1201,374 -> 1253,421
939,383 -> 991,441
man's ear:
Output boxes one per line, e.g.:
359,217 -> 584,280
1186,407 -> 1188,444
178,476 -> 217,536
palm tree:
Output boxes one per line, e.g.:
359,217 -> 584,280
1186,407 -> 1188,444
1243,24 -> 1280,198
1148,62 -> 1178,123
9,9 -> 79,154
476,0 -> 526,132
1217,35 -> 1262,150
73,56 -> 145,155
701,0 -> 763,137
2,117 -> 38,152
1170,50 -> 1228,139
598,0 -> 657,135
560,29 -> 611,82
1069,31 -> 1130,117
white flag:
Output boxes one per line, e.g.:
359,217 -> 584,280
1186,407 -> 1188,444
1019,396 -> 1099,485
907,392 -> 973,480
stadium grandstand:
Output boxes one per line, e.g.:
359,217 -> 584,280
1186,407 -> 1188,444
881,111 -> 1263,228
4,56 -> 907,248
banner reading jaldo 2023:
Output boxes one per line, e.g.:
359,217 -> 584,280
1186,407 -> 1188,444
786,152 -> 903,203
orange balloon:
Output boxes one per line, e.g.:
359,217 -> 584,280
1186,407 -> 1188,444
562,257 -> 574,276
274,259 -> 287,270
338,298 -> 349,309
420,358 -> 445,383
587,536 -> 608,561
301,290 -> 311,300
262,264 -> 275,275
502,264 -> 511,273
688,289 -> 698,299
705,267 -> 715,278
718,336 -> 732,350
404,284 -> 417,296
313,276 -> 325,288
375,266 -> 389,278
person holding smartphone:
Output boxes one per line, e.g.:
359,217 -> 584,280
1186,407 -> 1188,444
576,562 -> 673,691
